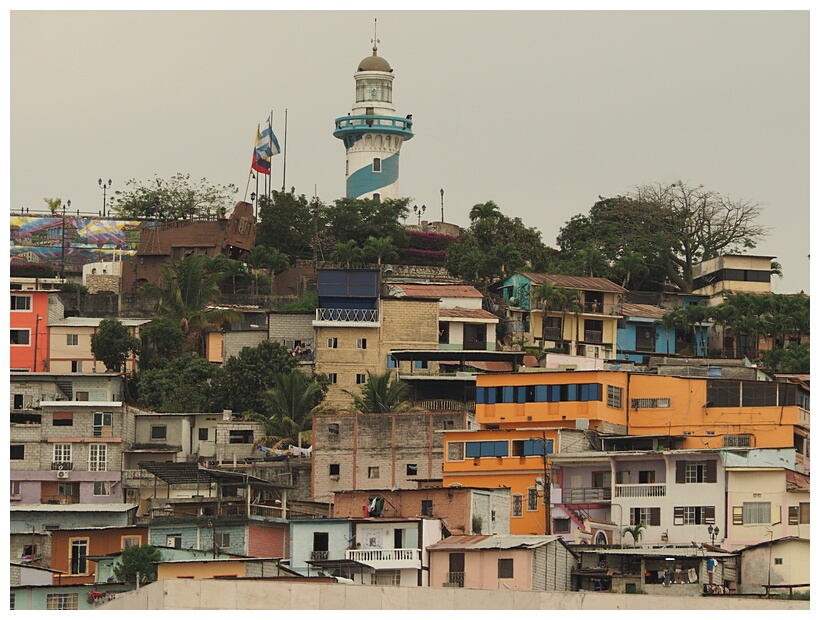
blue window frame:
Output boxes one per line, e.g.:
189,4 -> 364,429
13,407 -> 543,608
476,387 -> 485,405
516,387 -> 526,403
465,441 -> 509,458
386,355 -> 397,368
502,386 -> 514,403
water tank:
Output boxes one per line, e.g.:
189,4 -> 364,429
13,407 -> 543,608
707,367 -> 723,378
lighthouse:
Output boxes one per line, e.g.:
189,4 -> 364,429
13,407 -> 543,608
333,40 -> 413,201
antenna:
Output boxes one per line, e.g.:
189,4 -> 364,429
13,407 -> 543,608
371,18 -> 379,51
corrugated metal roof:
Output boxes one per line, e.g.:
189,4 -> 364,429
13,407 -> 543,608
575,547 -> 735,558
11,503 -> 137,512
51,318 -> 150,327
519,272 -> 628,294
427,534 -> 565,551
620,303 -> 668,320
439,308 -> 499,321
786,470 -> 810,490
392,284 -> 483,299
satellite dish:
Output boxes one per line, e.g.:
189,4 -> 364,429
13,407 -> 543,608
509,296 -> 518,306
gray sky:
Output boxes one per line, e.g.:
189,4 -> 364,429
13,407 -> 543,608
9,10 -> 811,294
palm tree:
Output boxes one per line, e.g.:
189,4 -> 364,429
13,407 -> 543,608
344,370 -> 412,413
331,240 -> 364,268
622,522 -> 645,547
488,242 -> 522,280
265,248 -> 290,295
468,200 -> 501,223
615,251 -> 650,289
252,372 -> 324,449
655,311 -> 679,355
43,197 -> 61,215
364,236 -> 398,266
533,282 -> 568,352
574,246 -> 608,278
681,301 -> 711,357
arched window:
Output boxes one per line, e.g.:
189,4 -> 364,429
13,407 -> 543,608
595,531 -> 608,545
373,158 -> 381,172
373,193 -> 381,202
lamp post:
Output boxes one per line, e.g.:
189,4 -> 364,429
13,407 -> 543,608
413,204 -> 426,225
707,524 -> 720,545
251,192 -> 257,220
440,188 -> 444,222
32,315 -> 43,372
530,432 -> 552,535
61,200 -> 71,279
98,178 -> 112,217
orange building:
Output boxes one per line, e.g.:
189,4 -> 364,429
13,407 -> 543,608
50,526 -> 148,585
10,289 -> 51,372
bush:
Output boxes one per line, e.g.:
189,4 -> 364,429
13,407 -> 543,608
397,248 -> 447,266
10,263 -> 55,278
406,230 -> 458,252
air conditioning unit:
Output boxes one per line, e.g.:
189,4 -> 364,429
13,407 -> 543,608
576,418 -> 589,430
57,470 -> 70,479
58,498 -> 70,505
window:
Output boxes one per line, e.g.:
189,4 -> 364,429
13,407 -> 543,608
607,385 -> 623,408
799,502 -> 810,524
673,506 -> 715,525
166,534 -> 182,549
328,373 -> 338,384
447,442 -> 465,461
406,464 -> 418,476
58,482 -> 75,498
685,463 -> 704,483
53,443 -> 72,465
498,558 -> 514,579
741,502 -> 772,525
93,412 -> 113,437
373,158 -> 381,172
10,329 -> 30,345
356,338 -> 367,349
511,439 -> 552,457
676,460 -> 717,484
214,533 -> 230,548
89,444 -> 107,471
66,334 -> 79,346
71,360 -> 82,373
373,193 -> 381,202
465,441 -> 509,458
70,539 -> 88,574
527,488 -> 539,511
372,570 -> 401,586
122,536 -> 141,549
11,481 -> 22,495
592,471 -> 611,489
630,507 -> 661,526
421,499 -> 433,516
631,398 -> 670,409
11,445 -> 24,460
414,360 -> 429,369
52,411 -> 74,426
438,322 -> 450,344
774,558 -> 783,565
199,427 -> 209,441
93,481 -> 110,496
328,423 -> 340,435
512,494 -> 523,517
368,466 -> 380,479
229,430 -> 254,444
10,295 -> 31,311
386,355 -> 397,368
327,337 -> 338,349
553,518 -> 571,533
723,434 -> 752,448
356,373 -> 367,385
638,470 -> 656,484
329,463 -> 340,476
47,593 -> 79,610
151,425 -> 167,440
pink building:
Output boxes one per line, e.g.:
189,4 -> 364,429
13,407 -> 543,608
427,534 -> 576,591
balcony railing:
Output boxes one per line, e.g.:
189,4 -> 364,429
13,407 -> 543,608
543,326 -> 563,341
121,469 -> 156,481
561,487 -> 611,503
51,462 -> 74,471
414,399 -> 475,412
615,483 -> 667,498
583,330 -> 603,343
444,572 -> 465,588
42,494 -> 79,505
315,308 -> 379,323
345,548 -> 421,568
310,550 -> 329,561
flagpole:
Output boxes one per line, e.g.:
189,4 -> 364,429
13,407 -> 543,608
282,109 -> 288,192
255,123 -> 260,220
269,109 -> 274,200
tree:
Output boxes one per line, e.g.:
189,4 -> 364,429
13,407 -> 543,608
331,239 -> 364,268
113,544 -> 162,585
43,197 -> 62,215
487,242 -> 523,280
109,173 -> 238,220
255,191 -> 316,261
322,196 -> 409,251
137,354 -> 217,412
654,311 -> 679,355
622,523 -> 645,548
364,236 -> 399,266
613,251 -> 650,290
252,372 -> 326,449
344,370 -> 412,413
468,200 -> 501,223
138,318 -> 186,369
90,318 -> 140,372
209,341 -> 298,415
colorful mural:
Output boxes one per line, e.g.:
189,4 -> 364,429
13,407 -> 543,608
10,216 -> 142,272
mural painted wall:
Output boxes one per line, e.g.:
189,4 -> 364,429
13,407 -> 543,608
10,216 -> 142,272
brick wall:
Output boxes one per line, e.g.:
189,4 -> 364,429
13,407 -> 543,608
247,524 -> 288,559
268,313 -> 314,344
215,421 -> 266,464
223,331 -> 267,360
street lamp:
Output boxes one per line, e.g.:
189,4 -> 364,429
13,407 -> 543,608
61,200 -> 71,279
32,315 -> 43,372
413,204 -> 426,225
440,188 -> 444,222
707,524 -> 720,545
530,432 -> 552,535
98,178 -> 112,217
250,192 -> 257,219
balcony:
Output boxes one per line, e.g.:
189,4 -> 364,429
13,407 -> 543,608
615,483 -> 667,498
333,115 -> 414,141
345,547 -> 421,570
42,494 -> 79,505
313,307 -> 379,327
561,487 -> 611,503
310,550 -> 329,561
414,399 -> 475,412
583,330 -> 603,344
51,462 -> 74,471
121,469 -> 157,481
543,326 -> 563,341
444,572 -> 464,588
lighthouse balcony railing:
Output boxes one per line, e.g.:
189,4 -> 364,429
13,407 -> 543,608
334,115 -> 414,135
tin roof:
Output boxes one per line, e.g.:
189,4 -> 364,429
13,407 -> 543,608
427,534 -> 566,551
518,272 -> 628,294
620,303 -> 668,320
50,318 -> 150,328
390,284 -> 483,299
439,308 -> 499,321
11,503 -> 137,513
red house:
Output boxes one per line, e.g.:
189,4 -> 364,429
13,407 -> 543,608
10,288 -> 51,372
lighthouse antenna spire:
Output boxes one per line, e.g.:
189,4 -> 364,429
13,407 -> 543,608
371,18 -> 379,53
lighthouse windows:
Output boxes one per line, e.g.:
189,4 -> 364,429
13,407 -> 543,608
373,158 -> 382,172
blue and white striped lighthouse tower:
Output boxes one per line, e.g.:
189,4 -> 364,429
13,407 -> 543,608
333,40 -> 413,200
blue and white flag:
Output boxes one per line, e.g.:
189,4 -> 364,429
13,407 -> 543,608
255,115 -> 281,159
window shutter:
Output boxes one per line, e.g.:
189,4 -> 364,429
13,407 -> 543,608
673,507 -> 684,526
676,461 -> 686,484
650,507 -> 661,526
705,460 -> 717,483
733,506 -> 743,525
704,506 -> 715,524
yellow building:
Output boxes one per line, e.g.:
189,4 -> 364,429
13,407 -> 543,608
48,317 -> 149,374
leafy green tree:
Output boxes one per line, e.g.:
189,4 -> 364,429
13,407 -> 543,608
468,200 -> 502,222
138,318 -> 186,369
113,544 -> 162,584
331,239 -> 364,268
109,173 -> 238,220
364,236 -> 399,266
654,311 -> 679,355
613,251 -> 650,289
209,341 -> 298,415
137,354 -> 217,412
762,342 -> 810,374
256,191 -> 316,261
344,370 -> 412,413
251,372 -> 326,449
622,523 -> 645,547
487,242 -> 523,280
90,318 -> 140,372
322,196 -> 409,250
43,197 -> 62,215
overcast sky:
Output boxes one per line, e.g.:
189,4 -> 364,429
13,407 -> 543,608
9,10 -> 811,294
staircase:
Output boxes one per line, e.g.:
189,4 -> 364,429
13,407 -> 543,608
54,379 -> 73,400
557,503 -> 588,531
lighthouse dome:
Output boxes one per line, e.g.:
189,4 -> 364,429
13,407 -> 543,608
358,47 -> 392,72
